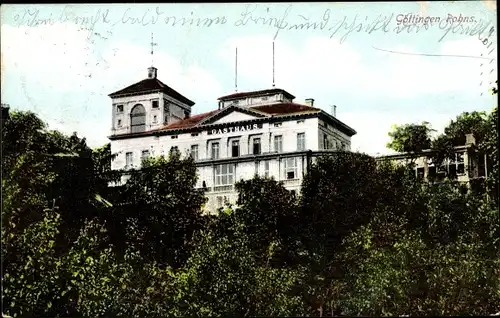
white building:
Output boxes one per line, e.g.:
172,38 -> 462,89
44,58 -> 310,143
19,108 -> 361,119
376,134 -> 490,185
108,66 -> 357,212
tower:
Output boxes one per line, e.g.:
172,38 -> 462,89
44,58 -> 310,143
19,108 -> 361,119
108,33 -> 195,136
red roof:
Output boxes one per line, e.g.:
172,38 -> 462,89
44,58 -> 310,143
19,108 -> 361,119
251,103 -> 320,115
158,110 -> 219,131
218,88 -> 295,101
157,103 -> 319,131
109,78 -> 195,106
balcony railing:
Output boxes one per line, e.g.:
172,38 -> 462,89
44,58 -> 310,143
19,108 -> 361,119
212,185 -> 234,192
281,179 -> 301,187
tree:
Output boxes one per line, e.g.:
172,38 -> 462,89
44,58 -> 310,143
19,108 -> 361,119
387,122 -> 435,156
232,176 -> 300,267
297,152 -> 383,316
110,149 -> 207,268
168,225 -> 306,317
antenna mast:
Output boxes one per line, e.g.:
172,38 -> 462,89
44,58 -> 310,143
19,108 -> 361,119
235,47 -> 238,92
272,41 -> 276,88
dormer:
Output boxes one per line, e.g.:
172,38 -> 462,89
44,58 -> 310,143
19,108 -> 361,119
108,67 -> 195,136
217,88 -> 295,109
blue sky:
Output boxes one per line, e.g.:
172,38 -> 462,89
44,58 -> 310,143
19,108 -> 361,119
1,2 -> 497,155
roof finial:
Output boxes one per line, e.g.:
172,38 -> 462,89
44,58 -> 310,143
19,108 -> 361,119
150,32 -> 157,66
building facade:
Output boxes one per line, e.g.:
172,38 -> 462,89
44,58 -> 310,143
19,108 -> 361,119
108,67 -> 357,212
376,134 -> 490,184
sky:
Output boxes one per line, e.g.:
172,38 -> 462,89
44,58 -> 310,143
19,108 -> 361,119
1,2 -> 497,155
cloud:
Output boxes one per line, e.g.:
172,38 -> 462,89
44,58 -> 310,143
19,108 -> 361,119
217,34 -> 364,96
1,23 -> 101,93
217,34 -> 491,99
342,110 -> 454,156
1,22 -> 223,148
216,34 -> 495,154
1,21 -> 494,154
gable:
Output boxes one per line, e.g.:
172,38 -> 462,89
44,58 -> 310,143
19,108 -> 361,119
211,110 -> 263,124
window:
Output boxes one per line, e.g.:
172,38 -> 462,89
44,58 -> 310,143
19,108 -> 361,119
141,150 -> 150,164
116,105 -> 124,113
427,158 -> 436,181
117,119 -> 122,128
191,145 -> 199,160
456,152 -> 465,175
216,196 -> 224,208
170,146 -> 179,154
130,104 -> 146,133
290,190 -> 296,198
253,138 -> 261,155
152,100 -> 159,108
478,154 -> 486,177
211,142 -> 220,159
255,161 -> 259,175
191,133 -> 199,137
297,133 -> 305,151
264,160 -> 270,177
274,135 -> 283,153
341,142 -> 346,150
284,157 -> 297,179
214,164 -> 235,186
297,119 -> 305,124
125,152 -> 133,169
171,135 -> 178,139
153,115 -> 158,124
274,123 -> 283,127
416,167 -> 425,179
323,135 -> 328,149
231,140 -> 240,157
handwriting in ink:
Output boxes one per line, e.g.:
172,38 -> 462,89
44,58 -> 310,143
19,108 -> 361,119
116,7 -> 227,28
235,4 -> 291,40
13,6 -> 111,40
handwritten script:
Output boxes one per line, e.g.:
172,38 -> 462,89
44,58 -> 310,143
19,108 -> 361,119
12,4 -> 497,43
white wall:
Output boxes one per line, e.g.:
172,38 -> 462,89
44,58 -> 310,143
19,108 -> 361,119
221,93 -> 294,109
317,119 -> 351,150
110,114 -> 338,213
212,111 -> 258,124
110,92 -> 193,136
111,92 -> 163,135
110,116 -> 321,169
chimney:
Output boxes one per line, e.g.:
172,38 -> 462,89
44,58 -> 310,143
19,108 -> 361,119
305,98 -> 315,107
147,66 -> 158,79
331,105 -> 337,117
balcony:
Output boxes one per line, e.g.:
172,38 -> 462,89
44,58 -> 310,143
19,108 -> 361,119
200,185 -> 234,193
281,179 -> 301,187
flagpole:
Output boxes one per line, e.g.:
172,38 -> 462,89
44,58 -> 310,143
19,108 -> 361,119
272,41 -> 275,88
235,47 -> 238,92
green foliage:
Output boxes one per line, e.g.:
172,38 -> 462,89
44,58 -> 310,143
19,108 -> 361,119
171,227 -> 306,316
2,107 -> 499,317
114,150 -> 207,267
234,176 -> 299,266
387,122 -> 435,154
299,152 -> 380,263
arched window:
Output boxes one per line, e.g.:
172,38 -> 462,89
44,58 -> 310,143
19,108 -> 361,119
130,104 -> 146,133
